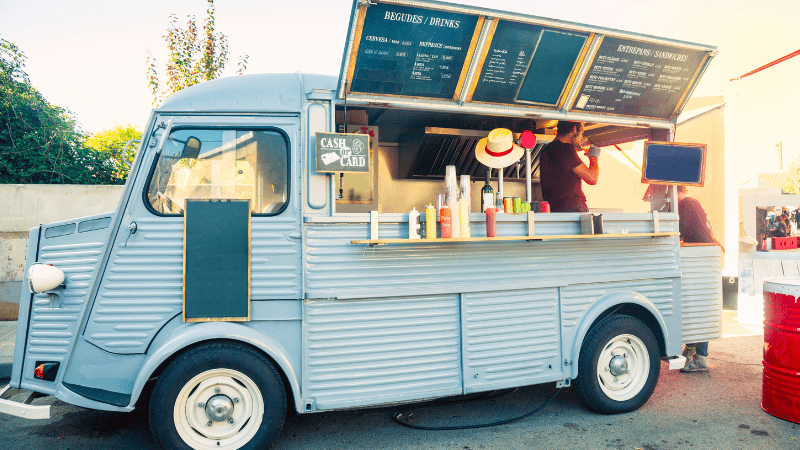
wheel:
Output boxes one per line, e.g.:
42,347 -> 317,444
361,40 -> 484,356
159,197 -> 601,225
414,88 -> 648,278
574,314 -> 660,414
149,342 -> 286,450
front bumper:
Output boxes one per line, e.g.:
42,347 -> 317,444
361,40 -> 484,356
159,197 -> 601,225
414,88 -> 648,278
0,384 -> 50,419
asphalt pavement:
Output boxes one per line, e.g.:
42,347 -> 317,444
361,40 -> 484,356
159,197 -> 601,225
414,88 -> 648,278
2,312 -> 797,450
0,320 -> 14,380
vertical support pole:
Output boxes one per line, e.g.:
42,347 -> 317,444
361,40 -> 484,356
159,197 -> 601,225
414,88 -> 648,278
525,149 -> 532,203
497,169 -> 504,210
667,126 -> 678,214
370,211 -> 379,240
527,211 -> 535,237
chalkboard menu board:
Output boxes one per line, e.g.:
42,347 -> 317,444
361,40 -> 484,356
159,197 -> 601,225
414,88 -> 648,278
642,142 -> 706,185
471,21 -> 588,106
184,199 -> 250,322
348,3 -> 479,99
571,36 -> 708,119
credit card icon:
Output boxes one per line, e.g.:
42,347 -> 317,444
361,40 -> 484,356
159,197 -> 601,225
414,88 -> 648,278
320,152 -> 340,165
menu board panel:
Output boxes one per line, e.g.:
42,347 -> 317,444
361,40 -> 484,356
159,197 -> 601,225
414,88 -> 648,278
471,21 -> 588,106
348,3 -> 479,99
571,36 -> 708,119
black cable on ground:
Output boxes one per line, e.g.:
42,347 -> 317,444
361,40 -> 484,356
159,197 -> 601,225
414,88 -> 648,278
392,386 -> 562,431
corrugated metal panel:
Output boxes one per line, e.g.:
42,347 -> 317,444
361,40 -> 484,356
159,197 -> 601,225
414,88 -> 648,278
85,217 -> 184,353
561,278 -> 678,328
462,289 -> 561,392
23,238 -> 106,382
305,221 -> 680,300
303,295 -> 462,410
680,247 -> 722,343
85,214 -> 303,354
251,216 -> 302,298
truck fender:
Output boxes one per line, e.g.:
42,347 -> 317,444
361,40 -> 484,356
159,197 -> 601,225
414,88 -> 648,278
128,321 -> 301,413
565,290 -> 669,380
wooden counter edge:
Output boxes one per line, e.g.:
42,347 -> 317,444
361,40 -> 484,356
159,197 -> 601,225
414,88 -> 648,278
351,232 -> 679,245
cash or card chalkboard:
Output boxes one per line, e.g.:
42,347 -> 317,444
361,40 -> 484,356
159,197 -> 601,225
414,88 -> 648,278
471,20 -> 588,106
184,199 -> 250,322
571,36 -> 709,119
348,2 -> 479,99
315,132 -> 370,173
641,142 -> 706,186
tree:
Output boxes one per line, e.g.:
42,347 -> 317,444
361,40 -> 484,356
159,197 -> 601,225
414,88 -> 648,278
83,124 -> 143,184
146,0 -> 248,106
1,38 -> 84,184
1,38 -> 128,185
783,158 -> 800,194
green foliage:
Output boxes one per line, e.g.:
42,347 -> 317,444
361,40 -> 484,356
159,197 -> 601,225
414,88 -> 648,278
84,124 -> 143,183
1,38 -> 129,184
146,0 -> 249,106
782,158 -> 800,194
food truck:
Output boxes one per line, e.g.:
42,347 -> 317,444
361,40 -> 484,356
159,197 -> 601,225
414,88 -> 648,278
0,1 -> 721,449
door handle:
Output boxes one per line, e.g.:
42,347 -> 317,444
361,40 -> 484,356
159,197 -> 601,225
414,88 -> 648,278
286,231 -> 302,242
124,221 -> 138,247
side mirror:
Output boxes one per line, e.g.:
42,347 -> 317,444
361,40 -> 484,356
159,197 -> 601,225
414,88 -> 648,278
181,136 -> 201,159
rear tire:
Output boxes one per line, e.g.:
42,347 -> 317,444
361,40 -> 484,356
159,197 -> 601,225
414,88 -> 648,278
575,314 -> 660,414
149,342 -> 286,450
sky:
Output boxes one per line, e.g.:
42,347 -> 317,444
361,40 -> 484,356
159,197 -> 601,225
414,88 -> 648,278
2,0 -> 799,183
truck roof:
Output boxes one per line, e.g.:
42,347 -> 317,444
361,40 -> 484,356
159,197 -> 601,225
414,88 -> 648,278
157,73 -> 338,113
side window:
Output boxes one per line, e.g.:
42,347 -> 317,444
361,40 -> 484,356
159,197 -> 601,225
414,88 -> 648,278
147,128 -> 289,215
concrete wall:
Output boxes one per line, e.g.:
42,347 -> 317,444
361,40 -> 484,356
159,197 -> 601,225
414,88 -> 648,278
0,185 -> 123,316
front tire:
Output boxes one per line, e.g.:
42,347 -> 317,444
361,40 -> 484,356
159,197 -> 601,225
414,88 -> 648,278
149,342 -> 286,450
575,314 -> 660,414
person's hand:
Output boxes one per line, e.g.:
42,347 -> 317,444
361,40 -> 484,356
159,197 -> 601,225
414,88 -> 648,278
585,145 -> 601,158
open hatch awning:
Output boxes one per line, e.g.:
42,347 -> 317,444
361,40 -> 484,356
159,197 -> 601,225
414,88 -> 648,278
337,0 -> 716,129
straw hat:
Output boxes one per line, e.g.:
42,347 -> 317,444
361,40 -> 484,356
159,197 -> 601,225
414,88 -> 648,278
474,128 -> 524,169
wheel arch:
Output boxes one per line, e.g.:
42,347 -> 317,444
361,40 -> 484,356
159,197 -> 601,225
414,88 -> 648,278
567,290 -> 669,380
129,322 -> 301,414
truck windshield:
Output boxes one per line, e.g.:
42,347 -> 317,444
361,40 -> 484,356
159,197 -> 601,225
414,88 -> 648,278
146,128 -> 289,215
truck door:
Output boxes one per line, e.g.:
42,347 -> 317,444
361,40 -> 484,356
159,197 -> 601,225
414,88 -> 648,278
83,116 -> 302,355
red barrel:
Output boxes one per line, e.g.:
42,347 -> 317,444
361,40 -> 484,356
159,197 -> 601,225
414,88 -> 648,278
762,279 -> 800,423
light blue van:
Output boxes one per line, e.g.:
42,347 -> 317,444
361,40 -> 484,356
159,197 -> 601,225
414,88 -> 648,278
0,1 -> 720,449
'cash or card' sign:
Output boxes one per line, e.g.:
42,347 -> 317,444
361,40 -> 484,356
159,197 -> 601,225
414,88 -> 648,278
315,132 -> 370,173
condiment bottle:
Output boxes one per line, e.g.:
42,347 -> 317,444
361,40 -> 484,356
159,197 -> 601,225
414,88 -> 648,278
486,207 -> 497,237
425,204 -> 436,239
440,203 -> 452,238
408,207 -> 420,239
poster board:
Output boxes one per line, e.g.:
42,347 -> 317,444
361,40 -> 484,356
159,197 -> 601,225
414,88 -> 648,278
641,141 -> 707,186
183,199 -> 251,322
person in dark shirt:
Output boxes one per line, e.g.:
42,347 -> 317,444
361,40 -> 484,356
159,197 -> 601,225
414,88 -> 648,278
771,215 -> 788,238
677,185 -> 724,372
540,121 -> 600,212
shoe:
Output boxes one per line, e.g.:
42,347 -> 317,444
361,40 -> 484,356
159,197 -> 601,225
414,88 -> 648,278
682,345 -> 696,361
681,354 -> 709,372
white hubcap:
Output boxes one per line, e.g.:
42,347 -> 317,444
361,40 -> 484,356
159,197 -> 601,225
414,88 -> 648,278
596,333 -> 649,401
174,369 -> 264,450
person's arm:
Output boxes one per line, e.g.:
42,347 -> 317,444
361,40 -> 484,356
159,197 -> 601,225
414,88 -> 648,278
572,156 -> 599,185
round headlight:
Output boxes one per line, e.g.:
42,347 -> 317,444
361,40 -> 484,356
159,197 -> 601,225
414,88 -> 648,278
27,263 -> 65,293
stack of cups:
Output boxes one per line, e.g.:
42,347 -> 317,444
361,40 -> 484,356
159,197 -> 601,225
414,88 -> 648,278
444,165 -> 461,238
459,175 -> 471,237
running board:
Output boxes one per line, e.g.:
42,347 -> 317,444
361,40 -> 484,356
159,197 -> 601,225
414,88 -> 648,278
0,384 -> 51,420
